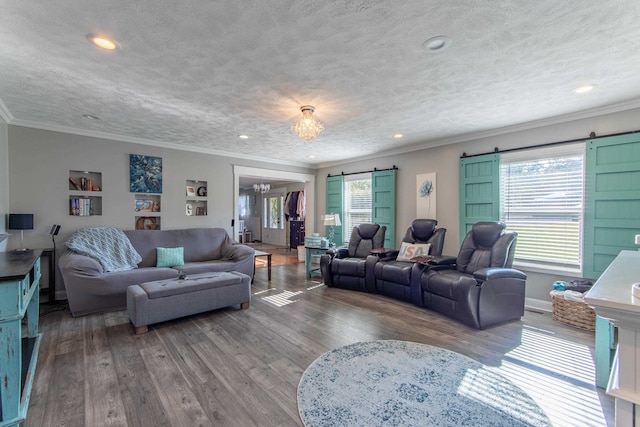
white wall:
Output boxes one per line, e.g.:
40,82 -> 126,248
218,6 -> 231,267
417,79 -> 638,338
317,107 -> 640,305
7,125 -> 313,294
0,117 -> 8,252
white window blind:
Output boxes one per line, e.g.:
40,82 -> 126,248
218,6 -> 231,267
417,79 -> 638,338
343,173 -> 372,240
500,143 -> 584,268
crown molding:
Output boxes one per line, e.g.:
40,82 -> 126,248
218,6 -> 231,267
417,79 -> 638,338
8,119 -> 315,168
5,97 -> 640,170
0,98 -> 14,123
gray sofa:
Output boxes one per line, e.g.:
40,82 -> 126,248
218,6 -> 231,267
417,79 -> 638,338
59,227 -> 254,317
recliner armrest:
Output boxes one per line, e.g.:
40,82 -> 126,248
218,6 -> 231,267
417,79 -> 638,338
430,255 -> 457,266
473,267 -> 527,282
332,247 -> 349,259
378,250 -> 400,262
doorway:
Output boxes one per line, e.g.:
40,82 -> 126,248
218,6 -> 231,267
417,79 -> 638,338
233,166 -> 316,246
261,190 -> 286,245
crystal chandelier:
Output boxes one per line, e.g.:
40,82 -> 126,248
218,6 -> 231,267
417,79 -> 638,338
291,105 -> 324,141
253,183 -> 270,193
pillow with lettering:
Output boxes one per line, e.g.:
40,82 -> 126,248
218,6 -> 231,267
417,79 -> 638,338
396,242 -> 431,262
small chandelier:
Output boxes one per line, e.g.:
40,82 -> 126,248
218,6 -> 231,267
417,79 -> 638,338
253,183 -> 270,193
291,105 -> 324,141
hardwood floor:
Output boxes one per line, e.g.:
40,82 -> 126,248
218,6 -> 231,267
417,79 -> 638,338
27,261 -> 614,426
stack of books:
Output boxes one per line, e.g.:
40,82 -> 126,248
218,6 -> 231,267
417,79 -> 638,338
69,198 -> 93,216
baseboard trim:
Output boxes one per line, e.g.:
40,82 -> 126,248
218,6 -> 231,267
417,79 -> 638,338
525,297 -> 552,313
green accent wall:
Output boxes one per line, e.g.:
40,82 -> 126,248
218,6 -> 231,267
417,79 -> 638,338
583,133 -> 640,279
372,169 -> 396,248
459,154 -> 500,243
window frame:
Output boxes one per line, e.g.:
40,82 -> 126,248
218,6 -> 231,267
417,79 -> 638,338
499,143 -> 585,274
343,173 -> 373,241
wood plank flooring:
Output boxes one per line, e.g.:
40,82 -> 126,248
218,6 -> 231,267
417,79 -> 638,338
27,260 -> 614,426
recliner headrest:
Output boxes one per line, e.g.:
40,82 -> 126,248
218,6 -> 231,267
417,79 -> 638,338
471,222 -> 506,248
411,219 -> 437,241
357,223 -> 381,239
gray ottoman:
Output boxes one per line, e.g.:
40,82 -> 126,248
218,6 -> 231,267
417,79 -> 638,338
127,271 -> 251,334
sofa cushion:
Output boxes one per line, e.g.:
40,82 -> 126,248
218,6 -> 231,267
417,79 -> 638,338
331,258 -> 366,277
125,228 -> 229,268
156,247 -> 184,268
177,260 -> 240,275
376,260 -> 413,284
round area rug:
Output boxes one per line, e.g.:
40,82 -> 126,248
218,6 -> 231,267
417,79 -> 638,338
297,340 -> 551,427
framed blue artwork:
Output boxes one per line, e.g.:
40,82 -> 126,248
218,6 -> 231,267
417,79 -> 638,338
130,154 -> 163,193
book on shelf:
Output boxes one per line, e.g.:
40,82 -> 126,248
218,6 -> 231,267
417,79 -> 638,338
69,177 -> 80,190
70,176 -> 99,191
70,198 -> 93,216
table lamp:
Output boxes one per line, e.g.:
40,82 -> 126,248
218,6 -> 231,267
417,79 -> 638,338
323,213 -> 341,247
9,213 -> 34,251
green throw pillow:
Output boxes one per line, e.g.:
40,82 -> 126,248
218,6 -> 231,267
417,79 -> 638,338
156,247 -> 185,268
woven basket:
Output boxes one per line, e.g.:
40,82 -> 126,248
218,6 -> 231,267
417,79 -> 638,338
551,294 -> 596,331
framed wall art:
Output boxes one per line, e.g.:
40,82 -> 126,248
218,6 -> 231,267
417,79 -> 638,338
416,172 -> 437,219
130,154 -> 163,193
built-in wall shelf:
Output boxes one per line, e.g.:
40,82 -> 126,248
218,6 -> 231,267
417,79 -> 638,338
135,216 -> 161,230
69,170 -> 102,216
186,179 -> 207,216
133,193 -> 161,230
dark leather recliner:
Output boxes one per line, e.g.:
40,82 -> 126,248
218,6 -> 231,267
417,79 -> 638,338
411,221 -> 526,329
373,219 -> 446,302
320,223 -> 386,292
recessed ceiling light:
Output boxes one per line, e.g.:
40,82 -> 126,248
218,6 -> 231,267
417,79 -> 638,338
82,114 -> 102,120
238,135 -> 249,139
422,36 -> 452,53
309,155 -> 316,159
574,84 -> 597,94
86,33 -> 120,50
394,133 -> 403,139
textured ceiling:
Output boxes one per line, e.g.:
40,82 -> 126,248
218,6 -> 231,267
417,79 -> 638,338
1,1 -> 640,167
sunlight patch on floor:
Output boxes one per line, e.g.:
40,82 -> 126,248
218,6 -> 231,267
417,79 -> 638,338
259,290 -> 303,307
506,326 -> 595,384
458,367 -> 551,426
493,326 -> 607,427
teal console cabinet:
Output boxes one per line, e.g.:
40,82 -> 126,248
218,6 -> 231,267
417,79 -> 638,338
0,250 -> 42,427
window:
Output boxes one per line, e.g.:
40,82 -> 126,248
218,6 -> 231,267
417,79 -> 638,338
500,143 -> 584,269
239,194 -> 249,219
326,169 -> 396,248
343,173 -> 372,238
263,195 -> 284,230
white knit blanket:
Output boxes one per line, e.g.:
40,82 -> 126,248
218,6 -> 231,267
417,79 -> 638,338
65,227 -> 142,272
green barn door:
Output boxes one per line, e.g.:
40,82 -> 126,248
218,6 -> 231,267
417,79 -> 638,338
583,134 -> 640,279
372,169 -> 396,248
325,175 -> 344,245
459,154 -> 500,243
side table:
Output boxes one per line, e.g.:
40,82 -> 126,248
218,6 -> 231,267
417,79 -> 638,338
253,250 -> 272,281
305,246 -> 327,278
